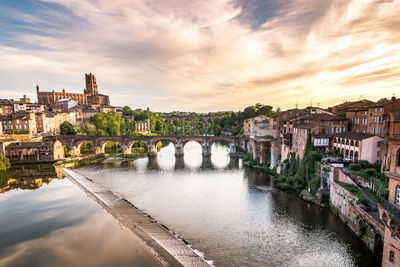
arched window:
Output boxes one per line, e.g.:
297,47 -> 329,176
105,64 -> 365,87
342,139 -> 345,144
355,141 -> 359,147
350,151 -> 354,160
345,149 -> 349,158
355,151 -> 359,161
346,140 -> 349,145
341,149 -> 344,156
350,140 -> 354,146
389,250 -> 395,264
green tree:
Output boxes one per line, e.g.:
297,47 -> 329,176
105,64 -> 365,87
81,122 -> 97,135
0,152 -> 10,171
90,112 -> 126,136
60,121 -> 76,135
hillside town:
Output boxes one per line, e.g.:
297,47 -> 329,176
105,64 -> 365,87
1,74 -> 400,266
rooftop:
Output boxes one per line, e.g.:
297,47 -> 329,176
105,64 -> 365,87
333,132 -> 380,140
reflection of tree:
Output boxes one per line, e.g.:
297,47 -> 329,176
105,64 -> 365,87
0,170 -> 11,188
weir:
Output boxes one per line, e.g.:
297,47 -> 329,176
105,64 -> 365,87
60,168 -> 210,267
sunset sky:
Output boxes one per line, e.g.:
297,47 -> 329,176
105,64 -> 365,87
1,0 -> 399,112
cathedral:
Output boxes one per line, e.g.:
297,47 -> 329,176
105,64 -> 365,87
36,73 -> 110,107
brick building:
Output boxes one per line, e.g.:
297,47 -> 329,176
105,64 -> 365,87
0,112 -> 37,135
5,139 -> 64,163
36,73 -> 110,108
329,99 -> 374,115
378,101 -> 400,267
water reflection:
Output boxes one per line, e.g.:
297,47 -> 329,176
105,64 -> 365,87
0,165 -> 162,267
76,142 -> 380,267
0,164 -> 64,194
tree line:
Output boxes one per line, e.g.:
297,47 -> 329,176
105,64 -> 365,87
60,103 -> 278,136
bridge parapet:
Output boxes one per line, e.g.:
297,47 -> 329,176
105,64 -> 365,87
53,135 -> 246,157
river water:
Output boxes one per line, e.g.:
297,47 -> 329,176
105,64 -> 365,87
75,142 -> 380,267
0,164 -> 162,267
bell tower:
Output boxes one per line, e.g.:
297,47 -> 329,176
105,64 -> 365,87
85,73 -> 98,95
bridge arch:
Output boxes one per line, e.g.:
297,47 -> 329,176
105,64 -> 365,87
76,140 -> 94,155
129,140 -> 149,154
101,140 -> 122,154
150,137 -> 178,147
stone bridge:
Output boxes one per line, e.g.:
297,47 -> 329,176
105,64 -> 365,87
54,135 -> 247,157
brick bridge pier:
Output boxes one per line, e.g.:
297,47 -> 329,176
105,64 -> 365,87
54,135 -> 247,158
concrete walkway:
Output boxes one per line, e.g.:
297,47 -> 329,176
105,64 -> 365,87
60,168 -> 211,267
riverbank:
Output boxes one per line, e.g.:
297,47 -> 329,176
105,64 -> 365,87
60,167 -> 211,267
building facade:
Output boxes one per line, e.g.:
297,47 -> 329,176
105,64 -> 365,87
333,132 -> 383,163
5,139 -> 64,163
378,102 -> 400,267
0,112 -> 37,135
36,73 -> 110,107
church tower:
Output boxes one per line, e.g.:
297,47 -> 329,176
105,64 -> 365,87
84,73 -> 98,95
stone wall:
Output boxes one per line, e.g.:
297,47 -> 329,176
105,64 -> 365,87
330,177 -> 383,252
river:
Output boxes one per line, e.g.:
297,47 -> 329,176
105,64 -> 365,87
0,164 -> 162,267
74,141 -> 381,267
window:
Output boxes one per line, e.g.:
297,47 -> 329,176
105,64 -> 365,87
389,250 -> 395,264
397,150 -> 400,166
355,141 -> 359,147
380,107 -> 383,112
375,108 -> 378,112
396,186 -> 400,205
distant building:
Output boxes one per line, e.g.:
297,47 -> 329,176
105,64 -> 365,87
332,132 -> 383,163
244,115 -> 277,165
56,98 -> 77,111
136,117 -> 151,134
0,99 -> 14,115
329,100 -> 374,115
4,139 -> 64,163
36,73 -> 110,108
0,112 -> 37,135
35,111 -> 76,134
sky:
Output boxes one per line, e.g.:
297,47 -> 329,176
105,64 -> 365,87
0,0 -> 399,112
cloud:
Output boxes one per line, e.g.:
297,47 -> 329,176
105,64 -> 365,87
0,0 -> 399,111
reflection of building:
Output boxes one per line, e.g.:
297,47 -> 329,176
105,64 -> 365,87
36,73 -> 110,108
5,139 -> 64,163
0,164 -> 63,193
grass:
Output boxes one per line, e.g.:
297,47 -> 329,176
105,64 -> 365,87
337,181 -> 369,207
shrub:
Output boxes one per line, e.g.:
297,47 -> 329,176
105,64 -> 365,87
362,168 -> 379,178
0,153 -> 10,171
349,163 -> 361,171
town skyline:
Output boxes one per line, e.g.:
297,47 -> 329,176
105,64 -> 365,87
1,0 -> 400,112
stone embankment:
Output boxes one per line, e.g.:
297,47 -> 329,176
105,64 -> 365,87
330,168 -> 384,253
60,168 -> 210,267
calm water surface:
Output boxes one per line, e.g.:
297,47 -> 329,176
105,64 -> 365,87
0,164 -> 162,267
76,142 -> 381,267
